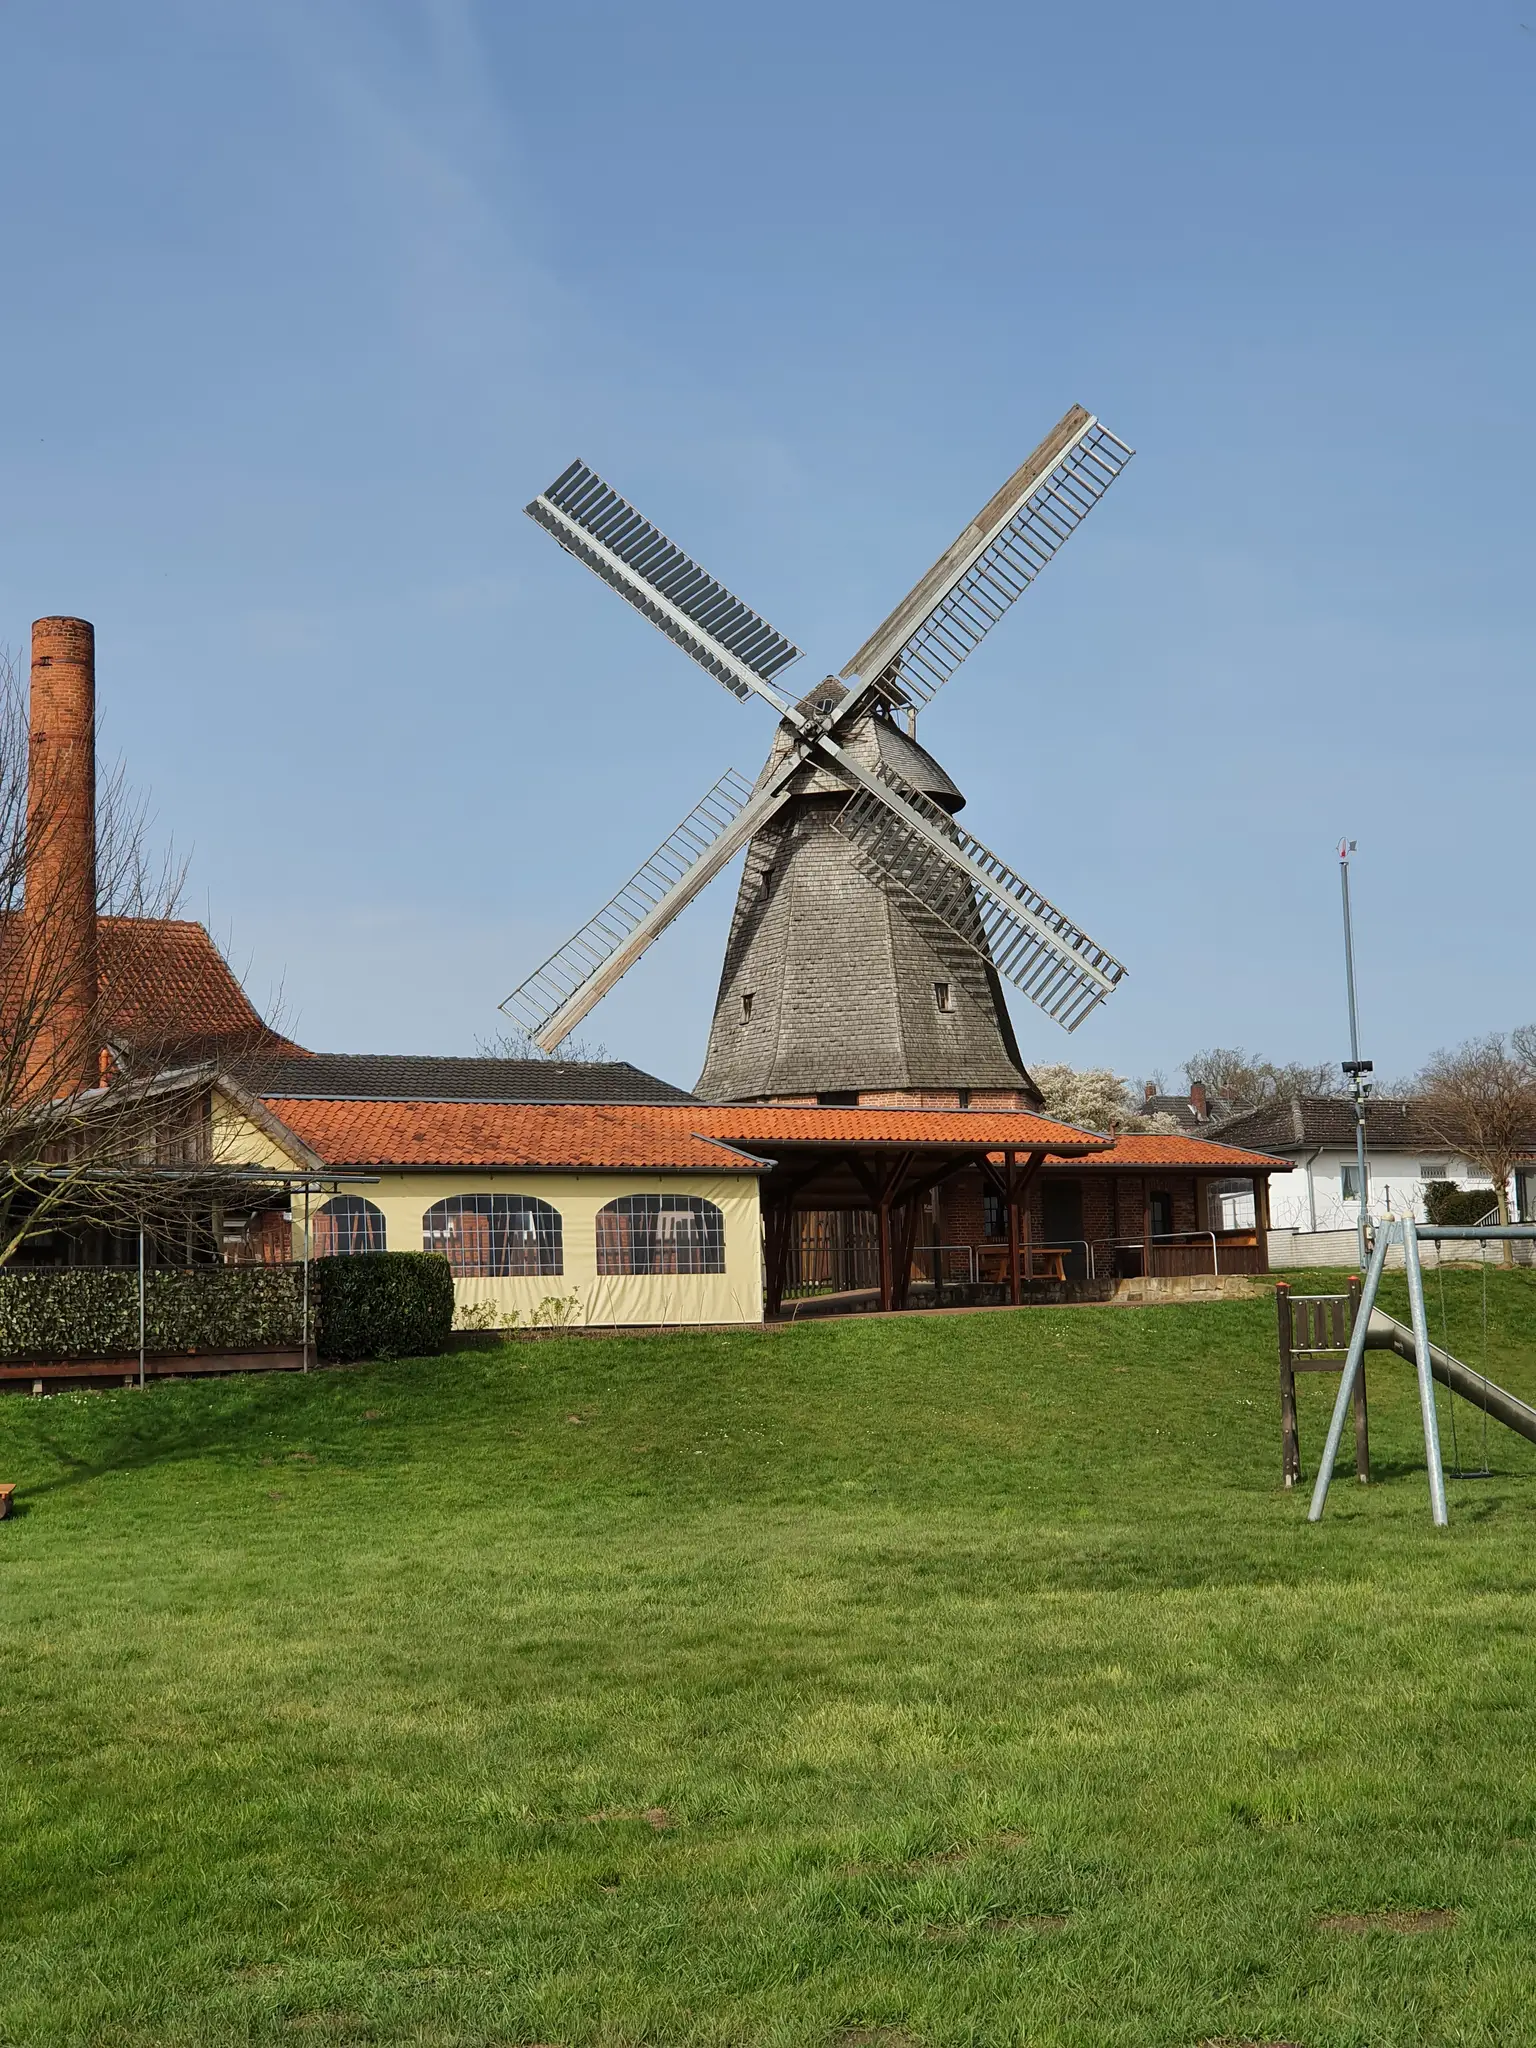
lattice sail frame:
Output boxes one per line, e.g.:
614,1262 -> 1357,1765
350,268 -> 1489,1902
503,767 -> 757,1038
841,412 -> 1134,712
834,765 -> 1127,1032
527,460 -> 803,705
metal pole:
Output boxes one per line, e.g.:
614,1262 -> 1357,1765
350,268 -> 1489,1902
138,1225 -> 146,1391
301,1184 -> 311,1372
1339,841 -> 1371,1269
1309,1223 -> 1393,1521
1401,1220 -> 1449,1526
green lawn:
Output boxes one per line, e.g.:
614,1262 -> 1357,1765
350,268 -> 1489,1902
5,1274 -> 1536,2047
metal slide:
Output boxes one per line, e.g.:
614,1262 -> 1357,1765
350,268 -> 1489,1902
1364,1310 -> 1536,1447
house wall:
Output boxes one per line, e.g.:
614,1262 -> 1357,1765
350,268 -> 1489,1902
1265,1149 -> 1501,1232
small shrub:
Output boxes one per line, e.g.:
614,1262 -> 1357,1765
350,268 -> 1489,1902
454,1299 -> 521,1333
530,1291 -> 583,1329
312,1253 -> 455,1362
1423,1181 -> 1501,1227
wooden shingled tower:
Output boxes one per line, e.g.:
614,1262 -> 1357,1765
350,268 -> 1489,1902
694,681 -> 1032,1102
505,406 -> 1136,1104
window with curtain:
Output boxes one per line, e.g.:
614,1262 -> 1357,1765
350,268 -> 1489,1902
596,1194 -> 726,1275
312,1195 -> 387,1256
422,1193 -> 563,1276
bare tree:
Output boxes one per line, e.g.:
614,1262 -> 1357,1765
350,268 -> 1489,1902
0,647 -> 267,1267
1513,1022 -> 1536,1078
475,1023 -> 612,1062
1415,1034 -> 1536,1265
1184,1046 -> 1342,1113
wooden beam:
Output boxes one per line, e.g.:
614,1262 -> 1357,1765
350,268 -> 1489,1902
1276,1280 -> 1299,1487
764,1202 -> 793,1317
892,1196 -> 924,1311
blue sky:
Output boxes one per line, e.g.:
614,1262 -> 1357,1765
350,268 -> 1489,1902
1,0 -> 1531,1093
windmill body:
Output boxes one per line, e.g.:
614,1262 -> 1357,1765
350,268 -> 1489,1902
505,407 -> 1134,1101
696,686 -> 1032,1104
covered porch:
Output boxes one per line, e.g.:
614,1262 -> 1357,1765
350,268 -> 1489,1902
761,1143 -> 1099,1315
932,1132 -> 1284,1287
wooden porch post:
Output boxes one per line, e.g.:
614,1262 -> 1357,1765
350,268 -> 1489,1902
1255,1173 -> 1272,1272
892,1196 -> 924,1312
876,1193 -> 893,1311
764,1202 -> 793,1318
1005,1149 -> 1021,1305
1276,1280 -> 1300,1487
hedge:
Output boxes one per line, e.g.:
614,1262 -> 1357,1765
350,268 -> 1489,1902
1423,1181 -> 1502,1227
312,1252 -> 455,1362
0,1266 -> 303,1361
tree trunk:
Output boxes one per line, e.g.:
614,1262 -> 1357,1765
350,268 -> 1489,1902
1497,1175 -> 1514,1267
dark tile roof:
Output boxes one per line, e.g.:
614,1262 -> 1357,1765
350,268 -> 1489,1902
1203,1095 -> 1518,1156
1141,1092 -> 1226,1131
229,1051 -> 697,1105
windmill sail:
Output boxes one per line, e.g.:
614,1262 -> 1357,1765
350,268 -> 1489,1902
839,407 -> 1133,714
527,460 -> 803,710
502,767 -> 790,1050
833,765 -> 1126,1031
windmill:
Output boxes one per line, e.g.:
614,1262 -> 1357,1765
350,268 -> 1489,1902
504,405 -> 1134,1104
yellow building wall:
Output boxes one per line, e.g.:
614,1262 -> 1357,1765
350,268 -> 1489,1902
212,1097 -> 304,1172
209,1098 -> 764,1328
359,1172 -> 763,1329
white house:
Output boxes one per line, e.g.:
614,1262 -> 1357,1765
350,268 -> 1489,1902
1205,1097 -> 1536,1267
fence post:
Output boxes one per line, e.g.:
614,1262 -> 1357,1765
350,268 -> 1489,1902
301,1184 -> 311,1372
1348,1273 -> 1369,1483
1276,1281 -> 1299,1486
138,1227 -> 146,1391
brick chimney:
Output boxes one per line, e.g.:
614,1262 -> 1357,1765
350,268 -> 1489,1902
1189,1082 -> 1208,1121
25,617 -> 99,1097
1144,1081 -> 1155,1102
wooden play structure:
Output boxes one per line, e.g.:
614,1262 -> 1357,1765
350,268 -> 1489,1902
1276,1278 -> 1368,1487
1304,1221 -> 1536,1526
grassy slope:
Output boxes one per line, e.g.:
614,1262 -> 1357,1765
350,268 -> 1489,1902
3,1275 -> 1536,2047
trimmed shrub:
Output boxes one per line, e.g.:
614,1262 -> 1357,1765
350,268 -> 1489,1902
312,1252 -> 455,1362
1423,1181 -> 1501,1227
0,1266 -> 303,1361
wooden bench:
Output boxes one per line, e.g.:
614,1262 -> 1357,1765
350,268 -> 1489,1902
976,1247 -> 1068,1284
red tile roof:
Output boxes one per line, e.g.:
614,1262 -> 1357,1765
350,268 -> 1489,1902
690,1104 -> 1109,1153
1052,1131 -> 1290,1172
261,1099 -> 768,1172
255,1097 -> 1113,1173
99,918 -> 301,1056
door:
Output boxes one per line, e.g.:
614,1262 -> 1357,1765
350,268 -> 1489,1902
1040,1180 -> 1086,1280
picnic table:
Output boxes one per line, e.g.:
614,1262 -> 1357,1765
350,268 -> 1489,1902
976,1246 -> 1067,1284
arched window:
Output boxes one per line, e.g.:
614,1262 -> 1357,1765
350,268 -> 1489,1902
312,1195 -> 387,1256
596,1194 -> 725,1276
422,1193 -> 562,1276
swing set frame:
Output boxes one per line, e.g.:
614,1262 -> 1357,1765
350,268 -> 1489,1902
1308,1221 -> 1536,1526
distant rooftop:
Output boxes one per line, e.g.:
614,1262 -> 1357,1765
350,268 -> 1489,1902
225,1052 -> 696,1106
